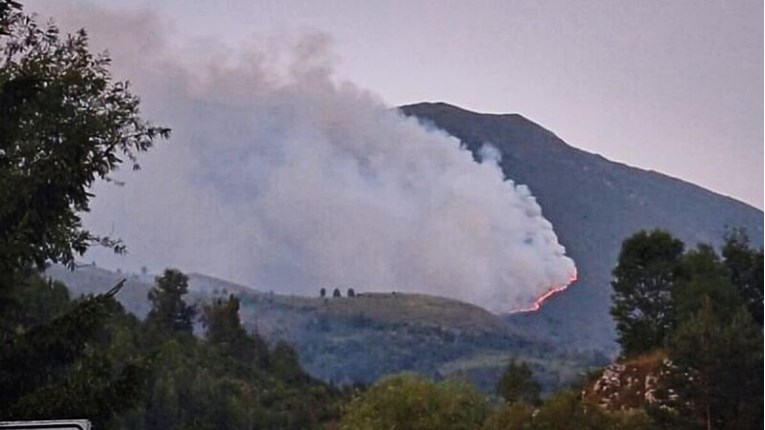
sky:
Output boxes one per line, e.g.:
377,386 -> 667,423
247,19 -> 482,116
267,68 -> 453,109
27,0 -> 764,211
41,0 -> 762,209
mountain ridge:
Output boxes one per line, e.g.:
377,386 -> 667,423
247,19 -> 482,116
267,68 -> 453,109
404,102 -> 760,213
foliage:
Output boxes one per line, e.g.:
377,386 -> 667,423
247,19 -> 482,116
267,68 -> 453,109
236,290 -> 608,394
341,377 -> 660,430
1,270 -> 70,333
340,374 -> 489,430
481,402 -> 533,430
0,2 -> 171,424
496,359 -> 541,405
721,229 -> 763,325
0,5 -> 341,425
610,228 -> 763,430
602,410 -> 656,430
610,229 -> 684,356
202,294 -> 268,365
145,269 -> 196,335
0,0 -> 169,279
0,275 -> 149,427
531,390 -> 610,430
672,244 -> 742,322
114,273 -> 346,430
0,268 -> 347,428
666,299 -> 762,430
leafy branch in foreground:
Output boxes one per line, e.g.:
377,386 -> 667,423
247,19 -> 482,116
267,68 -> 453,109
0,0 -> 170,278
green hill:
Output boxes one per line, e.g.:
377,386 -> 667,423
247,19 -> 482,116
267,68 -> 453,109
47,265 -> 607,393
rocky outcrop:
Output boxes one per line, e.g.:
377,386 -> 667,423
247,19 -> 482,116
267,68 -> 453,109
584,351 -> 680,411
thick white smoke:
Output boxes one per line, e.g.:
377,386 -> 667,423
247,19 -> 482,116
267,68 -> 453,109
37,3 -> 576,313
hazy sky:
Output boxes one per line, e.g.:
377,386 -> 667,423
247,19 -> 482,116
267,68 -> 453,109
32,0 -> 763,209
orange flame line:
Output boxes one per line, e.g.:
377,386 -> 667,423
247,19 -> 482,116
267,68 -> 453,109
508,271 -> 578,314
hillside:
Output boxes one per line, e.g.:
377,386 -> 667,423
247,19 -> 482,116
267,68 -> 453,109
399,102 -> 763,353
47,264 -> 607,392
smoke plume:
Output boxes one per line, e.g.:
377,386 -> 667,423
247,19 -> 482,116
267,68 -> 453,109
35,2 -> 576,313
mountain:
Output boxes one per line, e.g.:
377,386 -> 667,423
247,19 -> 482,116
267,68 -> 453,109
400,102 -> 763,353
45,102 -> 761,390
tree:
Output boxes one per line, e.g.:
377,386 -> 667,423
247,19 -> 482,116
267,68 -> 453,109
667,242 -> 761,429
0,2 -> 166,424
672,244 -> 743,322
347,288 -> 356,297
146,269 -> 196,335
0,1 -> 169,280
482,402 -> 533,430
2,272 -> 70,330
340,374 -> 489,430
666,298 -> 763,430
609,229 -> 763,429
333,288 -> 341,298
320,287 -> 326,298
610,230 -> 684,355
529,390 -> 596,430
0,281 -> 149,427
267,340 -> 313,387
496,359 -> 541,406
203,295 -> 249,357
202,294 -> 268,366
721,229 -> 763,325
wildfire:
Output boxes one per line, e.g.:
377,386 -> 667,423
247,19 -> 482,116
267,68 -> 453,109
509,270 -> 578,314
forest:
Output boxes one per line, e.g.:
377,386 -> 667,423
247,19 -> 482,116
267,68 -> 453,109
1,2 -> 761,429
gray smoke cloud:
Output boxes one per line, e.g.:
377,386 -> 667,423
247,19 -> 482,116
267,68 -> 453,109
35,2 -> 576,313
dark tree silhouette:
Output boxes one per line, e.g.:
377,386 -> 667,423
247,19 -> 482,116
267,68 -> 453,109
610,229 -> 684,355
496,359 -> 541,405
146,269 -> 196,335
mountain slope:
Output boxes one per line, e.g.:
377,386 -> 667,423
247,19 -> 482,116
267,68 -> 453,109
400,102 -> 763,353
